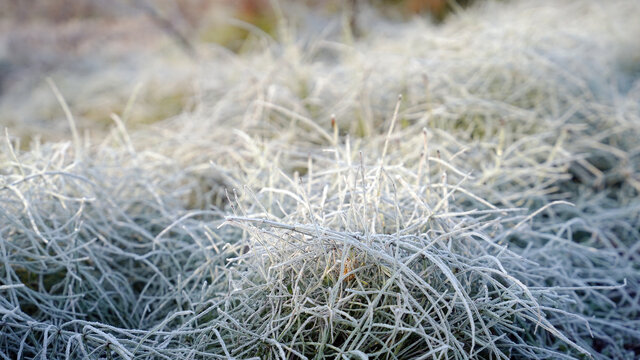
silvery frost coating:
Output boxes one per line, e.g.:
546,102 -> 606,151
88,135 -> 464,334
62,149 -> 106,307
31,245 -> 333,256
1,0 -> 639,359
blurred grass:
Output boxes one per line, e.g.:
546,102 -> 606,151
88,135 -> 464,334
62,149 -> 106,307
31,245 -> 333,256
0,0 -> 480,145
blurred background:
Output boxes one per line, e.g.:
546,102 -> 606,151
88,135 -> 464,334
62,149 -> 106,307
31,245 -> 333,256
0,0 -> 475,146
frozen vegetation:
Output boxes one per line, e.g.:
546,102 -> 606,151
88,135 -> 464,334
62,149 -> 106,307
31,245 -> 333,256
1,0 -> 639,359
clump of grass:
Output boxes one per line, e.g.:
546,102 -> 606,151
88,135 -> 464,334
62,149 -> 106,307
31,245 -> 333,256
0,134 -> 237,358
208,153 -> 592,359
193,88 -> 635,357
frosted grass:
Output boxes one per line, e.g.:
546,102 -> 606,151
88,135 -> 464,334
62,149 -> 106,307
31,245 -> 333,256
1,0 -> 639,358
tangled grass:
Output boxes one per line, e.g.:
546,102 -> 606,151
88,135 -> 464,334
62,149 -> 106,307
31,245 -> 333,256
1,0 -> 640,359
